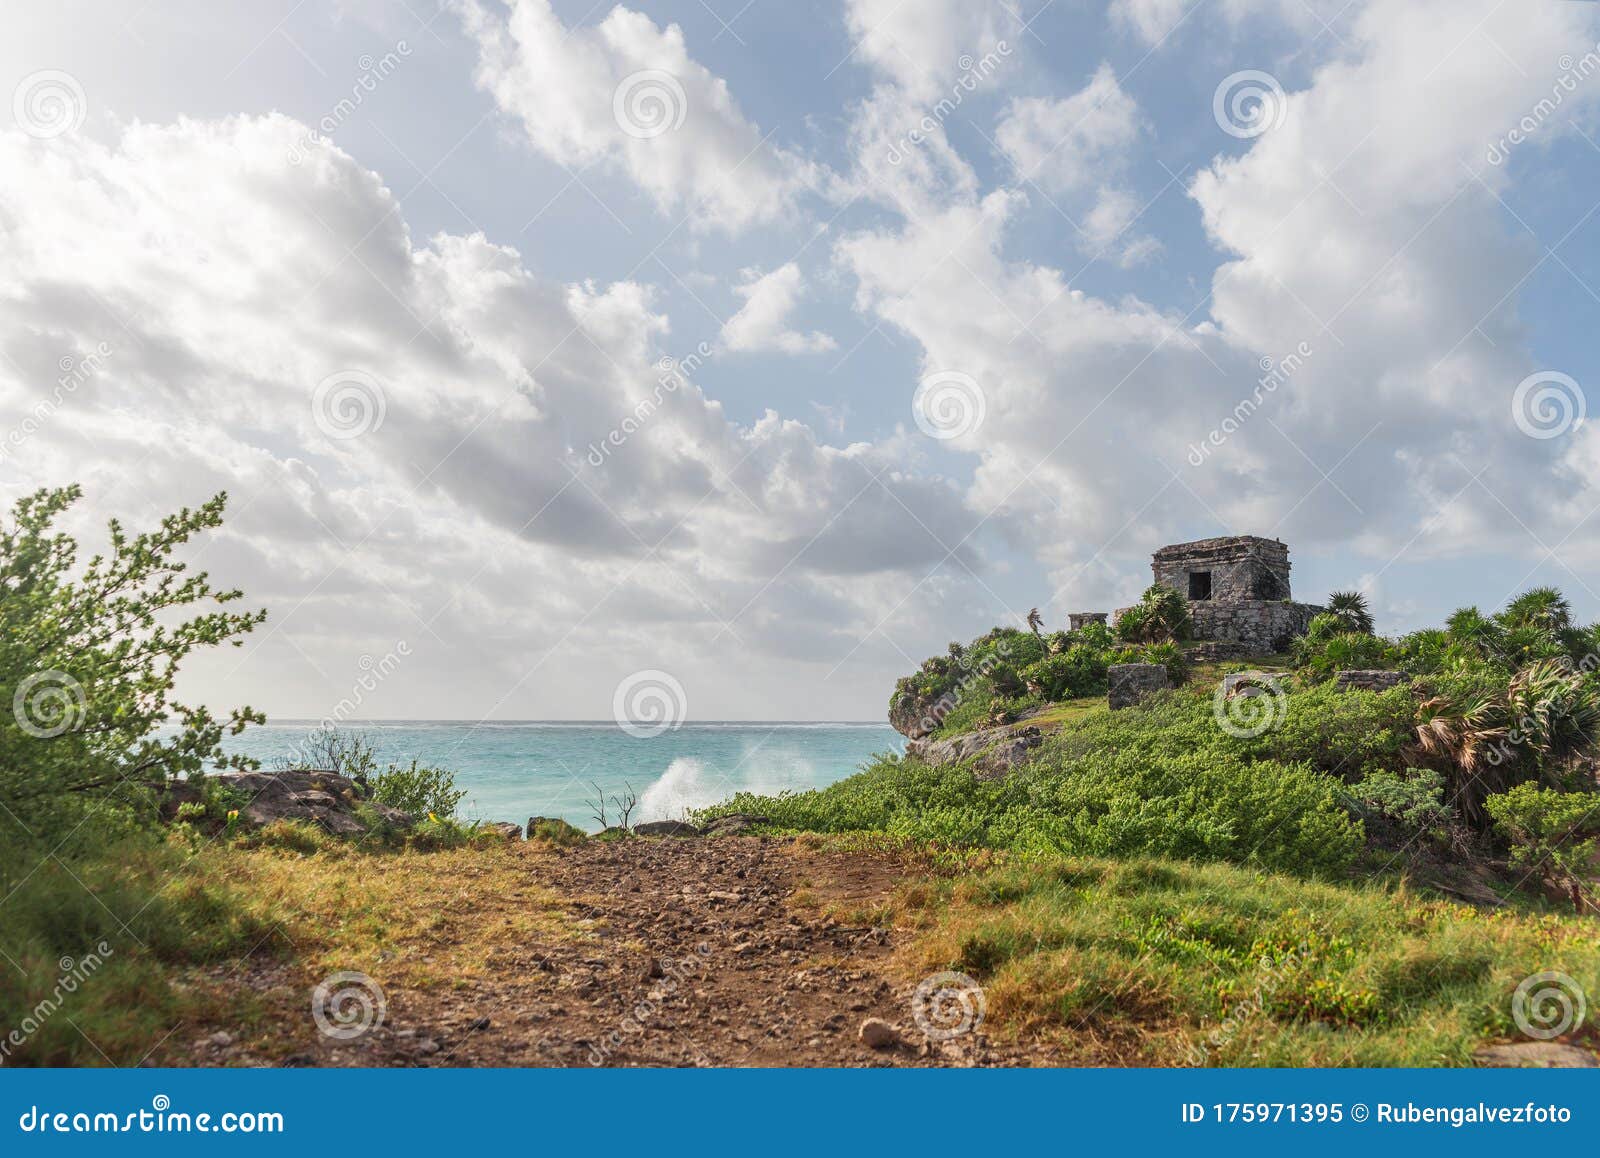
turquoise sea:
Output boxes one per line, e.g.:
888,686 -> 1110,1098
217,721 -> 903,830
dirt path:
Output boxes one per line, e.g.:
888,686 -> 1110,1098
186,836 -> 1054,1068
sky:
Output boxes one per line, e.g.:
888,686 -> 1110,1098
4,0 -> 1600,722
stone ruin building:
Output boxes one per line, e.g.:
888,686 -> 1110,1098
1096,535 -> 1323,655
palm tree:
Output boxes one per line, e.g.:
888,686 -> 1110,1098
1499,587 -> 1573,634
1445,605 -> 1505,663
1325,590 -> 1374,634
1116,584 -> 1192,644
1026,607 -> 1044,640
1413,659 -> 1600,824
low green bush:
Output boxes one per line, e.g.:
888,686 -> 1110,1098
370,759 -> 467,819
1485,783 -> 1600,895
698,741 -> 1361,877
1345,769 -> 1453,833
528,817 -> 587,846
279,730 -> 467,821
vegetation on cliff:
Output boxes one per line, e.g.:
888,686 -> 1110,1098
735,582 -> 1600,912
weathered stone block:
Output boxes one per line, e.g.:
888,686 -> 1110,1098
1108,663 -> 1171,710
1333,669 -> 1410,693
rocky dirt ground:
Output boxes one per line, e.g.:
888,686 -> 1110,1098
177,836 -> 1059,1068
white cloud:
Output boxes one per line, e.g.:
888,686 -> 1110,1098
720,263 -> 837,355
835,0 -> 1600,618
841,0 -> 1017,102
996,64 -> 1157,265
459,0 -> 820,232
995,65 -> 1143,195
1109,0 -> 1348,45
0,115 -> 982,718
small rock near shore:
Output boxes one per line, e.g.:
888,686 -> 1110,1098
858,1018 -> 900,1049
634,819 -> 701,837
700,812 -> 771,837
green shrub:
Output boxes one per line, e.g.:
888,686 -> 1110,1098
698,727 -> 1362,877
370,759 -> 467,819
1346,769 -> 1452,834
0,486 -> 264,878
528,817 -> 587,846
1291,616 -> 1394,680
1485,783 -> 1600,895
1021,645 -> 1111,699
1116,584 -> 1192,644
1127,640 -> 1190,686
280,730 -> 466,821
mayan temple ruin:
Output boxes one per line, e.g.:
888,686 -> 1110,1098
1102,535 -> 1325,655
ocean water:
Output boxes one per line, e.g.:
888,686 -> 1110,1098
215,721 -> 903,830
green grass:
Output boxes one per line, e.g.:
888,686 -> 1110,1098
899,852 -> 1600,1066
0,841 -> 285,1066
1020,696 -> 1105,731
